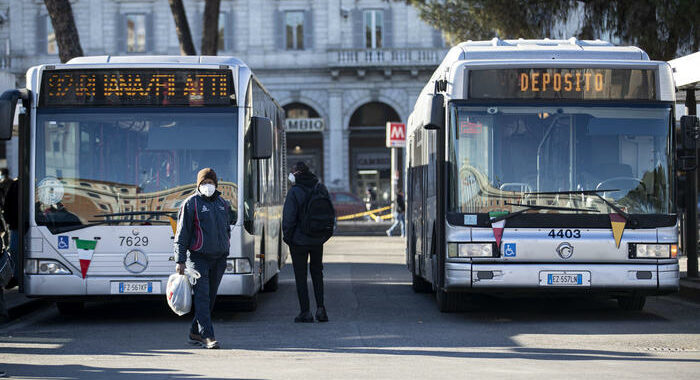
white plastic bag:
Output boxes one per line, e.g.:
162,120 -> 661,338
166,273 -> 192,316
166,263 -> 201,316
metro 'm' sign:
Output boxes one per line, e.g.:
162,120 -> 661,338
386,122 -> 406,148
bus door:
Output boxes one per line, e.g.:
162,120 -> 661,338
424,131 -> 438,283
410,133 -> 424,277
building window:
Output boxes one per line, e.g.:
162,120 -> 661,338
126,14 -> 147,53
285,103 -> 319,119
364,10 -> 383,49
218,14 -> 226,51
47,17 -> 57,55
285,11 -> 304,50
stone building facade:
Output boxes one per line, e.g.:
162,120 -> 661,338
0,0 -> 447,201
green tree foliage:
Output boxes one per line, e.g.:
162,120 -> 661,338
578,0 -> 700,61
408,0 -> 700,60
407,0 -> 571,43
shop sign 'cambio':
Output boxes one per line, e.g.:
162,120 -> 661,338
285,118 -> 325,132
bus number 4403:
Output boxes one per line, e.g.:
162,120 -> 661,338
548,229 -> 581,239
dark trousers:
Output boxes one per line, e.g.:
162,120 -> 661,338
189,254 -> 226,339
290,244 -> 324,313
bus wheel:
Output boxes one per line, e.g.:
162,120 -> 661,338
436,289 -> 460,312
56,301 -> 84,315
262,273 -> 279,292
412,273 -> 432,293
617,295 -> 646,311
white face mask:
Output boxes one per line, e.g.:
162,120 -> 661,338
199,183 -> 216,197
288,173 -> 296,184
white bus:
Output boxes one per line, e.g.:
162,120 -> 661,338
0,56 -> 287,314
406,39 -> 682,312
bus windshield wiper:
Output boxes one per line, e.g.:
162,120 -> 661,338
87,219 -> 170,224
524,189 -> 628,220
490,202 -> 599,223
94,211 -> 176,218
51,217 -> 172,234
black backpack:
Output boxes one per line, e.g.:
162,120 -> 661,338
300,182 -> 336,240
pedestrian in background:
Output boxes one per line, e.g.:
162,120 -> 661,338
0,169 -> 11,206
174,168 -> 232,349
283,161 -> 335,323
2,179 -> 18,290
0,168 -> 12,250
386,188 -> 405,237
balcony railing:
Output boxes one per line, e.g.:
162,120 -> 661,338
328,48 -> 446,68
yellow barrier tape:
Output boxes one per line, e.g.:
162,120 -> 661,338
337,206 -> 392,221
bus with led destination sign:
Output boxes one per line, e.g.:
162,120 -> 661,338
0,56 -> 288,314
469,68 -> 656,100
406,39 -> 680,313
39,69 -> 235,106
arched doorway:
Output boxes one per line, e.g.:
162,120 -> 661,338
348,101 -> 400,208
284,102 -> 324,178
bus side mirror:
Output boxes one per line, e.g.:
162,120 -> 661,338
251,116 -> 273,159
0,89 -> 22,141
680,115 -> 700,151
424,94 -> 444,130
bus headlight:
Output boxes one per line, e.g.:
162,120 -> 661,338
631,244 -> 677,259
25,259 -> 71,275
448,243 -> 495,258
226,258 -> 252,274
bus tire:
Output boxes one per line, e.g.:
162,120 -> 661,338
262,273 -> 279,292
56,301 -> 84,315
412,273 -> 432,293
436,289 -> 460,313
617,295 -> 646,311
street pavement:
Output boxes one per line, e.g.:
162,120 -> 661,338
1,236 -> 699,379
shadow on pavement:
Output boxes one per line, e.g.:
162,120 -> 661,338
0,363 -> 260,380
1,262 -> 698,367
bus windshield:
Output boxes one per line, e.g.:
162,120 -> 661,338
35,107 -> 238,232
448,104 -> 672,215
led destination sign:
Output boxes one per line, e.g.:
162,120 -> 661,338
469,68 -> 656,100
39,69 -> 235,106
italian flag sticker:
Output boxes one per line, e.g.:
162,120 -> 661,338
75,239 -> 97,279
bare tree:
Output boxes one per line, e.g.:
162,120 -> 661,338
201,0 -> 222,55
44,0 -> 83,63
168,0 -> 197,55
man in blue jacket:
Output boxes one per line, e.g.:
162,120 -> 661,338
283,162 -> 331,323
174,168 -> 232,349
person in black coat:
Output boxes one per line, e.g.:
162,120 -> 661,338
282,162 -> 330,323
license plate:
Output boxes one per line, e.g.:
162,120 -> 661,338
539,271 -> 590,286
118,281 -> 152,294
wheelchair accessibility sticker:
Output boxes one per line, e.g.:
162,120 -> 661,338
504,243 -> 516,257
57,235 -> 70,250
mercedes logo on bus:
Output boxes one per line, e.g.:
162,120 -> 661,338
124,250 -> 148,273
556,242 -> 574,260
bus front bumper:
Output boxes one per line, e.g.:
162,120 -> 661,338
445,262 -> 679,294
23,273 -> 257,297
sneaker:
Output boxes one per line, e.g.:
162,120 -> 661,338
203,337 -> 220,349
294,311 -> 314,323
386,230 -> 391,237
315,306 -> 329,322
188,332 -> 204,346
